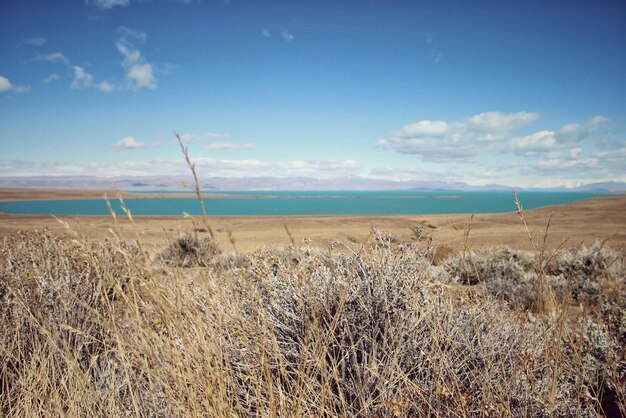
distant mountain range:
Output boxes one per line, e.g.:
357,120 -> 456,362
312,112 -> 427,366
0,176 -> 624,193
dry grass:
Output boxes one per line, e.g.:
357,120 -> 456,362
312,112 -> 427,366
1,226 -> 624,417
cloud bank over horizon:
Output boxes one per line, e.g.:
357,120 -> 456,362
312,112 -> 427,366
0,110 -> 623,189
0,110 -> 623,188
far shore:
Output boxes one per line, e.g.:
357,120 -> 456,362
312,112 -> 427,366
0,188 -> 254,202
0,187 -> 465,202
0,188 -> 624,253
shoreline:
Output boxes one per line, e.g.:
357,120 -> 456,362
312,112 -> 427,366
0,187 -> 467,202
0,196 -> 618,219
0,188 -> 624,253
0,188 -> 259,202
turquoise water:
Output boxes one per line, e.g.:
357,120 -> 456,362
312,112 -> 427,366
0,191 -> 613,216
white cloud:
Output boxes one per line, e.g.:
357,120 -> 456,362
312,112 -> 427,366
127,63 -> 155,89
0,76 -> 14,92
205,142 -> 241,151
23,37 -> 47,47
570,147 -> 582,158
191,158 -> 361,177
113,136 -> 147,149
118,26 -> 147,42
98,81 -> 114,92
70,66 -> 114,92
559,123 -> 582,137
204,141 -> 257,151
0,75 -> 30,94
34,52 -> 69,64
467,111 -> 539,137
86,0 -> 130,9
117,44 -> 141,64
206,132 -> 231,140
178,132 -> 233,144
3,148 -> 622,186
401,120 -> 450,137
179,132 -> 249,149
178,133 -> 196,143
159,63 -> 179,74
116,27 -> 156,90
43,73 -> 61,84
592,146 -> 626,171
377,111 -> 540,162
369,165 -> 471,184
86,0 -> 202,8
13,85 -> 31,93
70,66 -> 94,89
0,157 -> 363,178
501,115 -> 612,158
431,51 -> 443,64
536,158 -> 600,172
556,115 -> 610,143
423,32 -> 443,63
505,130 -> 557,156
376,111 -> 618,168
512,141 -> 626,185
261,29 -> 294,42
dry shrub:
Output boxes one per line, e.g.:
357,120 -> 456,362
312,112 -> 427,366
1,230 -> 624,417
551,243 -> 626,348
444,247 -> 532,285
441,246 -> 551,312
156,233 -> 223,267
442,244 -> 625,316
551,243 -> 625,305
430,244 -> 456,265
0,231 -> 145,416
225,238 -> 622,416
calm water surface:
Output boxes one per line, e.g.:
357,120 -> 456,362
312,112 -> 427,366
0,191 -> 613,216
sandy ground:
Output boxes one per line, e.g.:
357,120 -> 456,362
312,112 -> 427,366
0,188 -> 624,254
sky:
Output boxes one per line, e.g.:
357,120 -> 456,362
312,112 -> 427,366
1,0 -> 625,188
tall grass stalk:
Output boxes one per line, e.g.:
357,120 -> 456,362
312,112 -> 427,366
176,132 -> 215,240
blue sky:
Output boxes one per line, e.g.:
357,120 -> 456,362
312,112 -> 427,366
1,0 -> 624,187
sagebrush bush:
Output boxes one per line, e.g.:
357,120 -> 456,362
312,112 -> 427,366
0,231 -> 146,416
552,243 -> 626,349
156,233 -> 222,267
1,230 -> 624,417
443,247 -> 533,286
551,243 -> 625,305
442,247 -> 544,310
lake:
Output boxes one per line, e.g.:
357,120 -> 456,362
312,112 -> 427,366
0,191 -> 613,216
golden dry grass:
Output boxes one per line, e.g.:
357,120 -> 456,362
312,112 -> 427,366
1,220 -> 624,416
